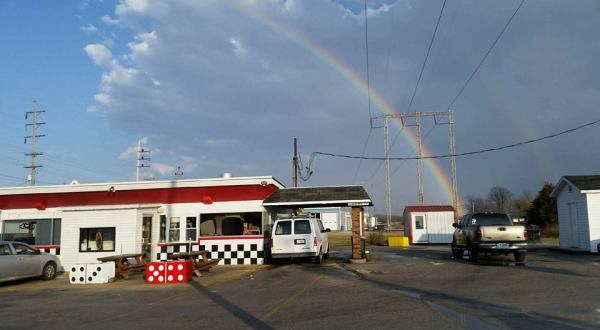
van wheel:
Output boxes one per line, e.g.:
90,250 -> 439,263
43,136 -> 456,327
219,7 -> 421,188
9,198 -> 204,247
314,250 -> 322,264
41,262 -> 57,280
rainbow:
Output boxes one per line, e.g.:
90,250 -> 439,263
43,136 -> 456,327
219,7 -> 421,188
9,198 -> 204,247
225,1 -> 463,211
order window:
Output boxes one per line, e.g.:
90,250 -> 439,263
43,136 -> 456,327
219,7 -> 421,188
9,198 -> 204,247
79,227 -> 115,252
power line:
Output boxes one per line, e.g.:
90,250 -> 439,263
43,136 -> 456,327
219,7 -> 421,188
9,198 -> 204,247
406,0 -> 447,113
312,117 -> 600,161
352,127 -> 373,183
446,0 -> 525,110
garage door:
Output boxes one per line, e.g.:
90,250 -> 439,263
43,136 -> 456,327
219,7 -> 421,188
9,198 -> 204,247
321,212 -> 338,231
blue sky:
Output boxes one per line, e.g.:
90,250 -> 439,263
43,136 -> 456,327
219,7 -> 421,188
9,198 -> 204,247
1,0 -> 599,214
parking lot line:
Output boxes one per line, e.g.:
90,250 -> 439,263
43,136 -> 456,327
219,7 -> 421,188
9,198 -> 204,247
251,273 -> 324,328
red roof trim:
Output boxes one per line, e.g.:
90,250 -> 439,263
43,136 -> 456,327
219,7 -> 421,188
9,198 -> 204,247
0,184 -> 278,210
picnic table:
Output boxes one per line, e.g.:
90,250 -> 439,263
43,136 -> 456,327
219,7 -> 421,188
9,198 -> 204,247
167,250 -> 220,276
97,253 -> 146,280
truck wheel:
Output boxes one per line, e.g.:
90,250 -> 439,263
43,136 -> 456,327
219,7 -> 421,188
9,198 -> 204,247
514,250 -> 527,264
41,262 -> 57,280
466,242 -> 478,262
451,240 -> 463,259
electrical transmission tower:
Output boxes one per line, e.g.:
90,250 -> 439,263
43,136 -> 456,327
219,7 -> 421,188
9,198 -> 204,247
373,110 -> 459,213
136,139 -> 153,181
24,100 -> 45,185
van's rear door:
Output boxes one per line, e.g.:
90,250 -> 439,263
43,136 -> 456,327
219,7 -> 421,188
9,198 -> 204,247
271,220 -> 293,255
292,219 -> 314,254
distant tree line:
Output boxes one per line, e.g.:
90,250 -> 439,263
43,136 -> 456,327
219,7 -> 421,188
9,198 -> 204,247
463,183 -> 557,230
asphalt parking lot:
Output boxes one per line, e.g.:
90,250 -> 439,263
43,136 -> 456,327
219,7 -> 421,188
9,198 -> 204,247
1,245 -> 599,330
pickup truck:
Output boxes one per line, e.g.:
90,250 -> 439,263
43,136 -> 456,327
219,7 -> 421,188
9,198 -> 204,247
451,212 -> 527,263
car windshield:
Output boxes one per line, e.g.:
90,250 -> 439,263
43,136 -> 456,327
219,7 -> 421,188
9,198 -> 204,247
470,214 -> 512,226
294,220 -> 311,234
275,221 -> 292,235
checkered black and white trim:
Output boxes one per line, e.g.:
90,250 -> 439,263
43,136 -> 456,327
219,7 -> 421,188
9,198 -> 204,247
35,245 -> 61,255
157,236 -> 265,265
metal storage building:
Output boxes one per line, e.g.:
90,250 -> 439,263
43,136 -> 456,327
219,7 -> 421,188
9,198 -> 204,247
551,175 -> 600,252
403,205 -> 456,244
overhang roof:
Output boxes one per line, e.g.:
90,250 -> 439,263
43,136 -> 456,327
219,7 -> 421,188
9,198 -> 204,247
262,185 -> 372,207
551,175 -> 600,197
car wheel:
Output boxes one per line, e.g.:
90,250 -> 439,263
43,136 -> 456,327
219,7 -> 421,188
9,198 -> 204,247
314,250 -> 322,264
514,250 -> 527,264
466,242 -> 478,262
41,262 -> 57,280
451,240 -> 463,259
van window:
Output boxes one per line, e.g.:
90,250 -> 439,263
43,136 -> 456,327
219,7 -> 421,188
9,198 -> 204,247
275,221 -> 292,235
294,220 -> 311,234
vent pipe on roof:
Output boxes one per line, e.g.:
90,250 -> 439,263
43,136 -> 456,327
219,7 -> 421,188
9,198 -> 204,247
220,172 -> 232,179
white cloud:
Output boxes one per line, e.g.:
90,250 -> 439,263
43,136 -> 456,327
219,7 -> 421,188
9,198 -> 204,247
127,31 -> 157,60
94,93 -> 111,106
101,15 -> 119,25
152,163 -> 174,176
229,37 -> 246,58
115,0 -> 148,15
80,23 -> 98,34
84,44 -> 113,66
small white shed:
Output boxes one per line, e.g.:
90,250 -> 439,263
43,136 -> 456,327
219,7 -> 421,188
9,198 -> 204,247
551,176 -> 600,252
403,205 -> 456,244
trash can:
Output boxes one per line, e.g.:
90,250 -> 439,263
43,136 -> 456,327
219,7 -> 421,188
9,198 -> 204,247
350,236 -> 367,258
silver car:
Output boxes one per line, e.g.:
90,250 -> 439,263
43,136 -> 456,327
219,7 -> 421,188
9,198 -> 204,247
0,241 -> 62,283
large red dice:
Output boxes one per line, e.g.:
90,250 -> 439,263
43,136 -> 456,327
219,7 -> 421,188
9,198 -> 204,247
166,260 -> 193,283
145,262 -> 167,284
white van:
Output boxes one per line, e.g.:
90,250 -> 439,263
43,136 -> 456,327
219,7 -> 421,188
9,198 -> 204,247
270,218 -> 330,263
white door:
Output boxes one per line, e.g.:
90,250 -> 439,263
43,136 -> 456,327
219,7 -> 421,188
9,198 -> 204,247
568,203 -> 580,248
412,214 -> 429,243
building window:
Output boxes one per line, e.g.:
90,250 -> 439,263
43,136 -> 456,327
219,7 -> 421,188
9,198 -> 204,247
415,216 -> 425,229
186,216 -> 197,241
169,217 -> 180,242
159,215 -> 167,242
1,219 -> 61,245
79,227 -> 115,252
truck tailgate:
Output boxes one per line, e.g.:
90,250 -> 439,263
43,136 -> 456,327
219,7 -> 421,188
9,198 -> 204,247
480,225 -> 526,242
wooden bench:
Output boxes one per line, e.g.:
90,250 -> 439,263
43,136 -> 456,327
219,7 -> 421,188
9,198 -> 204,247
97,253 -> 147,280
168,250 -> 221,276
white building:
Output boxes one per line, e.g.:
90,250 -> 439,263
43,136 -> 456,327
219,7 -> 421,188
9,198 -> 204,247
551,176 -> 600,252
0,176 -> 284,267
403,205 -> 456,244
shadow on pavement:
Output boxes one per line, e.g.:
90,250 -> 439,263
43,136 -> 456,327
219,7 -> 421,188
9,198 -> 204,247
188,280 -> 273,330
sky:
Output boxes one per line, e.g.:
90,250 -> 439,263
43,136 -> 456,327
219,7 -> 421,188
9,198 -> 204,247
1,0 -> 599,215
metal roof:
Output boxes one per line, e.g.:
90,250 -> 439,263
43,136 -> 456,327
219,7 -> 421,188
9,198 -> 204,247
262,185 -> 372,207
403,205 -> 455,214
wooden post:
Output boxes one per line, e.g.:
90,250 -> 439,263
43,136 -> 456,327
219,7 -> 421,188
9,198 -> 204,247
351,206 -> 362,259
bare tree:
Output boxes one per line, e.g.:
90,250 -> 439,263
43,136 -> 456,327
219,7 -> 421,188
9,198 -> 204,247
486,186 -> 513,213
464,195 -> 489,213
511,191 -> 532,218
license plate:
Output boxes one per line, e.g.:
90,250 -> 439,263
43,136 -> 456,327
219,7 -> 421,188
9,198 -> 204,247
294,239 -> 306,245
496,243 -> 509,248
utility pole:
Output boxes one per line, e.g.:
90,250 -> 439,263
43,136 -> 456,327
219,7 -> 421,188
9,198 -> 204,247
448,110 -> 459,213
373,110 -> 458,212
383,118 -> 392,231
292,137 -> 298,188
24,100 -> 45,186
136,139 -> 153,181
416,112 -> 424,205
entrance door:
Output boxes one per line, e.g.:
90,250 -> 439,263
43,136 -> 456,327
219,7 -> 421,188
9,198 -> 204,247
568,203 -> 580,248
142,215 -> 153,262
412,214 -> 429,243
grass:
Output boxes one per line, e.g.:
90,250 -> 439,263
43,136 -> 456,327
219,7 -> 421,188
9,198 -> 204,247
540,235 -> 559,245
328,230 -> 406,248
